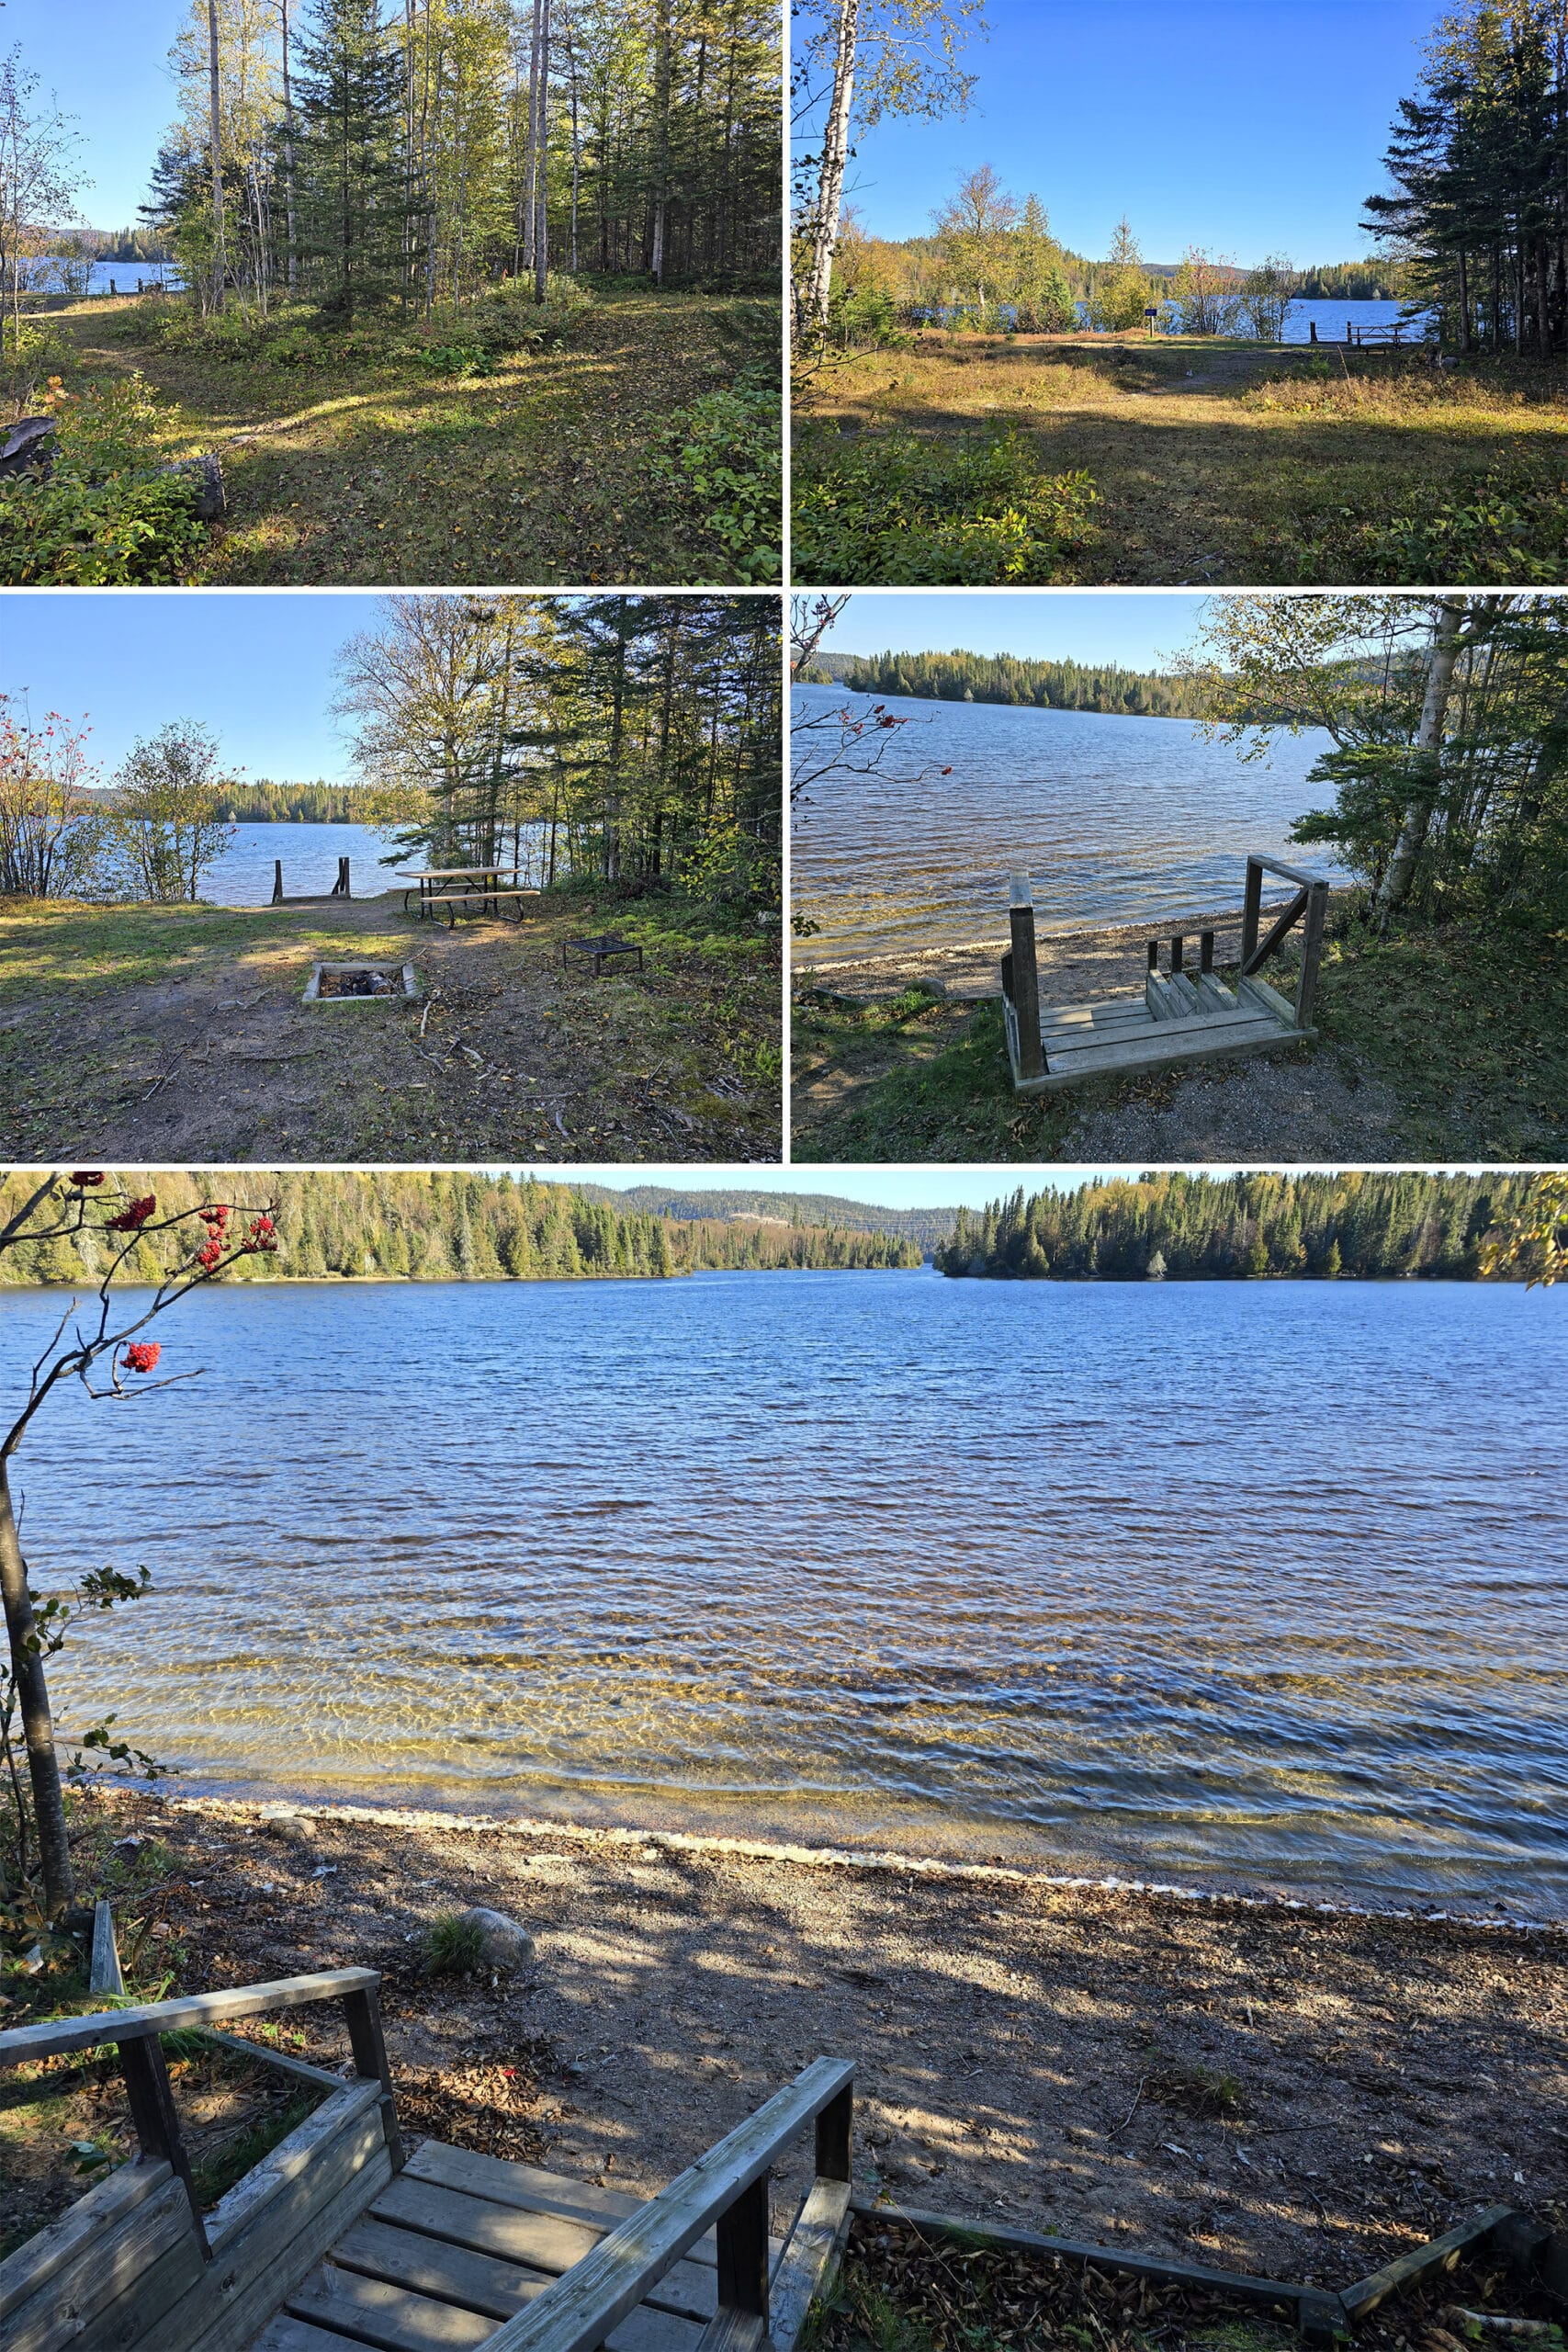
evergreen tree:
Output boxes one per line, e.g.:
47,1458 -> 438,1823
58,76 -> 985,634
292,0 -> 411,319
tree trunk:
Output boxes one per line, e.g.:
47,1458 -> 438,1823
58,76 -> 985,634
566,17 -> 580,274
522,0 -> 543,273
0,1460 -> 74,1917
208,0 -> 228,315
649,0 -> 671,285
1372,597 -> 1467,921
807,0 -> 859,328
281,0 -> 298,293
534,0 -> 551,301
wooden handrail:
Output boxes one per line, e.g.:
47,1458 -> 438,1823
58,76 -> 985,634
482,2056 -> 854,2352
1239,853 -> 1329,1028
0,1967 -> 379,2068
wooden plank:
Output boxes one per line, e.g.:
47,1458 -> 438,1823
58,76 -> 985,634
1167,971 -> 1200,1015
1247,851 -> 1326,892
403,2146 -> 645,2234
0,2157 -> 172,2322
1193,972 -> 1236,1012
1241,855 -> 1264,967
1339,2205 -> 1516,2319
1047,1005 -> 1281,1065
1296,880 -> 1329,1026
849,2196 -> 1312,2312
344,1980 -> 406,2170
1022,1018 -> 1303,1094
5,2175 -> 197,2352
246,2319 -> 368,2352
369,2176 -> 716,2321
693,2316 -> 766,2352
767,2179 -> 852,2352
207,2030 -> 350,2093
208,2082 -> 384,2254
288,2262 -> 494,2348
1236,972 -> 1302,1027
329,2215 -> 702,2352
158,2137 -> 395,2352
1241,887 -> 1309,978
0,1970 -> 379,2067
247,2319 -> 369,2352
477,2059 -> 854,2352
1039,1000 -> 1146,1033
1145,972 -> 1179,1022
72,2233 -> 209,2352
91,1899 -> 125,1995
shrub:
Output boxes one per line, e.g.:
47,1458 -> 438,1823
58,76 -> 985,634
792,425 -> 1096,583
410,341 -> 497,377
651,386 -> 781,582
0,372 -> 209,584
423,1911 -> 488,1974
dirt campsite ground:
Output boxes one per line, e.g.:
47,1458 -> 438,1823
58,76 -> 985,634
790,900 -> 1568,1165
0,890 -> 782,1163
6,1789 -> 1562,2297
792,333 -> 1568,584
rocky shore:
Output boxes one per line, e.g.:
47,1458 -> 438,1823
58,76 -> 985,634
65,1789 -> 1568,2292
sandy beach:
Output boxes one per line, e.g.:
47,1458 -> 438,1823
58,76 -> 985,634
69,1789 -> 1567,2296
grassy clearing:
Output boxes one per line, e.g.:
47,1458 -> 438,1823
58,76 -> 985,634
791,916 -> 1568,1162
0,888 -> 782,1162
791,333 -> 1568,583
31,283 -> 779,584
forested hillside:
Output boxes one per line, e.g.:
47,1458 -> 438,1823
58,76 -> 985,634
838,649 -> 1209,718
0,1172 -> 919,1285
593,1185 -> 956,1249
209,783 -> 376,823
938,1171 -> 1542,1282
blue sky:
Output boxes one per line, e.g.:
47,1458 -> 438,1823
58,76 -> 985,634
4,593 -> 397,780
814,0 -> 1438,265
5,0 -> 187,227
818,593 -> 1208,670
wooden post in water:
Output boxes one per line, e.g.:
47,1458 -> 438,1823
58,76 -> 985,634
332,855 -> 351,898
273,858 -> 284,905
1008,873 -> 1043,1080
1309,318 -> 1317,343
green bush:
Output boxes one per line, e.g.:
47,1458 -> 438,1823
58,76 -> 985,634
792,425 -> 1097,583
410,341 -> 497,377
651,386 -> 781,582
423,1912 -> 488,1974
0,373 -> 208,584
0,465 -> 207,584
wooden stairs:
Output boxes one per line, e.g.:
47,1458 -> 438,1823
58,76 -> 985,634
1002,853 -> 1330,1095
0,1971 -> 853,2352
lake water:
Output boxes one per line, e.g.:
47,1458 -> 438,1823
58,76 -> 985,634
203,821 -> 405,907
26,259 -> 182,295
792,688 -> 1348,961
2,1272 -> 1563,1915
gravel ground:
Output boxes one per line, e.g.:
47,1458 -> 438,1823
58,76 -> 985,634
80,1792 -> 1568,2297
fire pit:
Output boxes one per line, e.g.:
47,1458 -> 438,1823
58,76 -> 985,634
303,960 -> 420,1004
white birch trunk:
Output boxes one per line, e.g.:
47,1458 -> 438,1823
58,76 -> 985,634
807,0 -> 859,327
1373,596 -> 1467,919
208,0 -> 228,314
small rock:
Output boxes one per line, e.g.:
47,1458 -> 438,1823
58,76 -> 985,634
456,1905 -> 536,1969
265,1815 -> 317,1845
0,416 -> 56,478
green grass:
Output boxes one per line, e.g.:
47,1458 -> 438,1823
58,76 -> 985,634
792,422 -> 1097,582
792,995 -> 1082,1161
0,897 -> 412,1002
423,1912 -> 490,1975
40,284 -> 780,585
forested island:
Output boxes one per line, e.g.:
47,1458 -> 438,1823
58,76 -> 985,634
813,648 -> 1208,717
0,1171 -> 920,1286
209,782 -> 379,824
938,1171 -> 1549,1283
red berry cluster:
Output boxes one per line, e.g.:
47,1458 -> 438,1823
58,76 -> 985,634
121,1341 -> 162,1374
106,1194 -> 157,1233
241,1214 -> 278,1255
69,1171 -> 106,1188
195,1204 -> 232,1272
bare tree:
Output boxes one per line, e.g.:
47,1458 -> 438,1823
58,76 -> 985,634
0,47 -> 86,358
207,0 -> 228,312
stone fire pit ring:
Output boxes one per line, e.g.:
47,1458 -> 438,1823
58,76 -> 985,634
303,960 -> 421,1005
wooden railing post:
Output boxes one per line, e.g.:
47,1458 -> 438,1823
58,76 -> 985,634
1146,940 -> 1157,973
1008,873 -> 1043,1080
343,1982 -> 406,2170
1240,855 -> 1263,969
1169,934 -> 1184,974
716,2170 -> 771,2324
120,2033 -> 209,2253
1296,878 -> 1329,1025
815,2079 -> 852,2182
1200,929 -> 1214,974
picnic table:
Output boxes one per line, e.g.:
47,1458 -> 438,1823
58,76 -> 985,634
402,866 -> 532,920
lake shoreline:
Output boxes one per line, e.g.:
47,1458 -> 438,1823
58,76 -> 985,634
85,1783 -> 1568,2288
797,895 -> 1358,997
